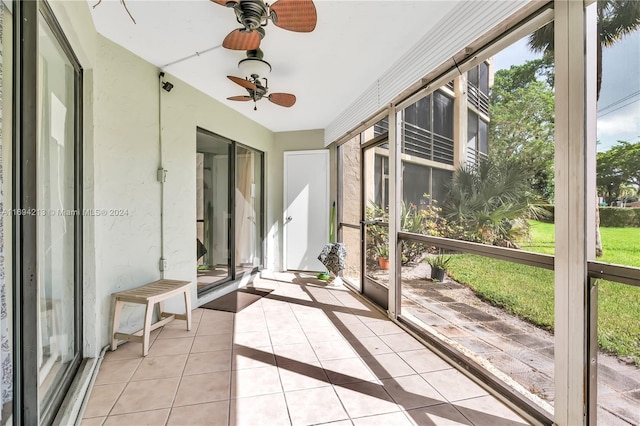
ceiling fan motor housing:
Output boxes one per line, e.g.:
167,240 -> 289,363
251,81 -> 268,101
236,0 -> 269,30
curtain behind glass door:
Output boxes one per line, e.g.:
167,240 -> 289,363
235,146 -> 263,273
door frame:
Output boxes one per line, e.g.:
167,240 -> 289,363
360,134 -> 390,310
283,149 -> 330,272
14,2 -> 84,423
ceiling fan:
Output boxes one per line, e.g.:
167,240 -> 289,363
211,0 -> 317,50
227,48 -> 296,109
227,74 -> 296,110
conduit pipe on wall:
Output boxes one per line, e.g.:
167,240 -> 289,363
158,71 -> 168,278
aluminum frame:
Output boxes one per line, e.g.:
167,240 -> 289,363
14,1 -> 84,423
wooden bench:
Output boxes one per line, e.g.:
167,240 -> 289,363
111,279 -> 192,356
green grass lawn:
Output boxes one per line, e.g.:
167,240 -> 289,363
447,221 -> 640,365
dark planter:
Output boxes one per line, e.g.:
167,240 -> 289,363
431,267 -> 446,281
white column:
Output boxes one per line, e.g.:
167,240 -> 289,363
554,0 -> 595,424
453,74 -> 468,168
388,109 -> 401,317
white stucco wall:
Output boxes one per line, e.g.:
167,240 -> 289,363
88,36 -> 284,354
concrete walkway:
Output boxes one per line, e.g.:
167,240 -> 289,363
400,277 -> 640,425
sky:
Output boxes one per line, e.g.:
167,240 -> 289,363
493,31 -> 640,153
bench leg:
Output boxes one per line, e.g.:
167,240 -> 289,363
142,302 -> 154,356
111,298 -> 124,351
183,289 -> 192,331
157,300 -> 165,320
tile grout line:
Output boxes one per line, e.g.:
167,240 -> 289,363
226,312 -> 236,426
165,315 -> 201,426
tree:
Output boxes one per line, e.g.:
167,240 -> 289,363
442,158 -> 544,248
611,141 -> 640,187
529,0 -> 640,100
528,0 -> 640,256
489,59 -> 555,201
597,140 -> 640,204
597,151 -> 625,205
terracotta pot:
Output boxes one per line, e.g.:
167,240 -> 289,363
378,257 -> 389,270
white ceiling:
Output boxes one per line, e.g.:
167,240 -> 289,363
89,0 -> 460,132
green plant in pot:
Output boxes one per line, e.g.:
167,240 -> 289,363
375,244 -> 390,270
426,253 -> 451,282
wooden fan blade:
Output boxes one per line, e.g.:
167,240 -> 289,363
227,96 -> 252,102
270,0 -> 317,32
210,0 -> 237,6
227,76 -> 258,92
269,93 -> 296,107
222,28 -> 261,50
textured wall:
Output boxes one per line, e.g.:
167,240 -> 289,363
339,136 -> 362,285
89,35 -> 279,350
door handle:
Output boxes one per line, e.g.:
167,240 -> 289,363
285,216 -> 292,224
361,220 -> 386,226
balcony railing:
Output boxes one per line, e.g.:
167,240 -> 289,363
402,121 -> 454,165
374,117 -> 389,137
468,84 -> 490,116
466,146 -> 488,165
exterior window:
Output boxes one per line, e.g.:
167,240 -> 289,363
402,90 -> 454,165
433,91 -> 454,139
432,168 -> 453,204
467,111 -> 488,163
478,61 -> 489,95
468,62 -> 490,114
404,96 -> 431,131
400,163 -> 452,207
374,154 -> 389,209
402,162 -> 430,206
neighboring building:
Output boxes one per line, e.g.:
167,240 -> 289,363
366,61 -> 492,210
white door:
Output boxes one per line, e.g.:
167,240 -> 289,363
284,150 -> 329,271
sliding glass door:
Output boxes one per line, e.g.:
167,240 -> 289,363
196,131 -> 232,292
37,5 -> 83,421
12,2 -> 83,422
196,130 -> 264,296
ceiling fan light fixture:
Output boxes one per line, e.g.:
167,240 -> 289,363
238,57 -> 271,77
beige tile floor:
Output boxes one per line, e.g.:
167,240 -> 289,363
81,272 -> 530,426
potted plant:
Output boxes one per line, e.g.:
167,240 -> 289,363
375,244 -> 390,270
426,253 -> 451,281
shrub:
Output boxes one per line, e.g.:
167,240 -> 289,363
442,158 -> 545,247
535,204 -> 554,223
534,205 -> 640,227
365,199 -> 450,267
599,207 -> 640,227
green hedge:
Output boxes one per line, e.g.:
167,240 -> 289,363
599,207 -> 640,227
535,205 -> 640,227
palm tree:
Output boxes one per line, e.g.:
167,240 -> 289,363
442,158 -> 544,248
528,0 -> 640,256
